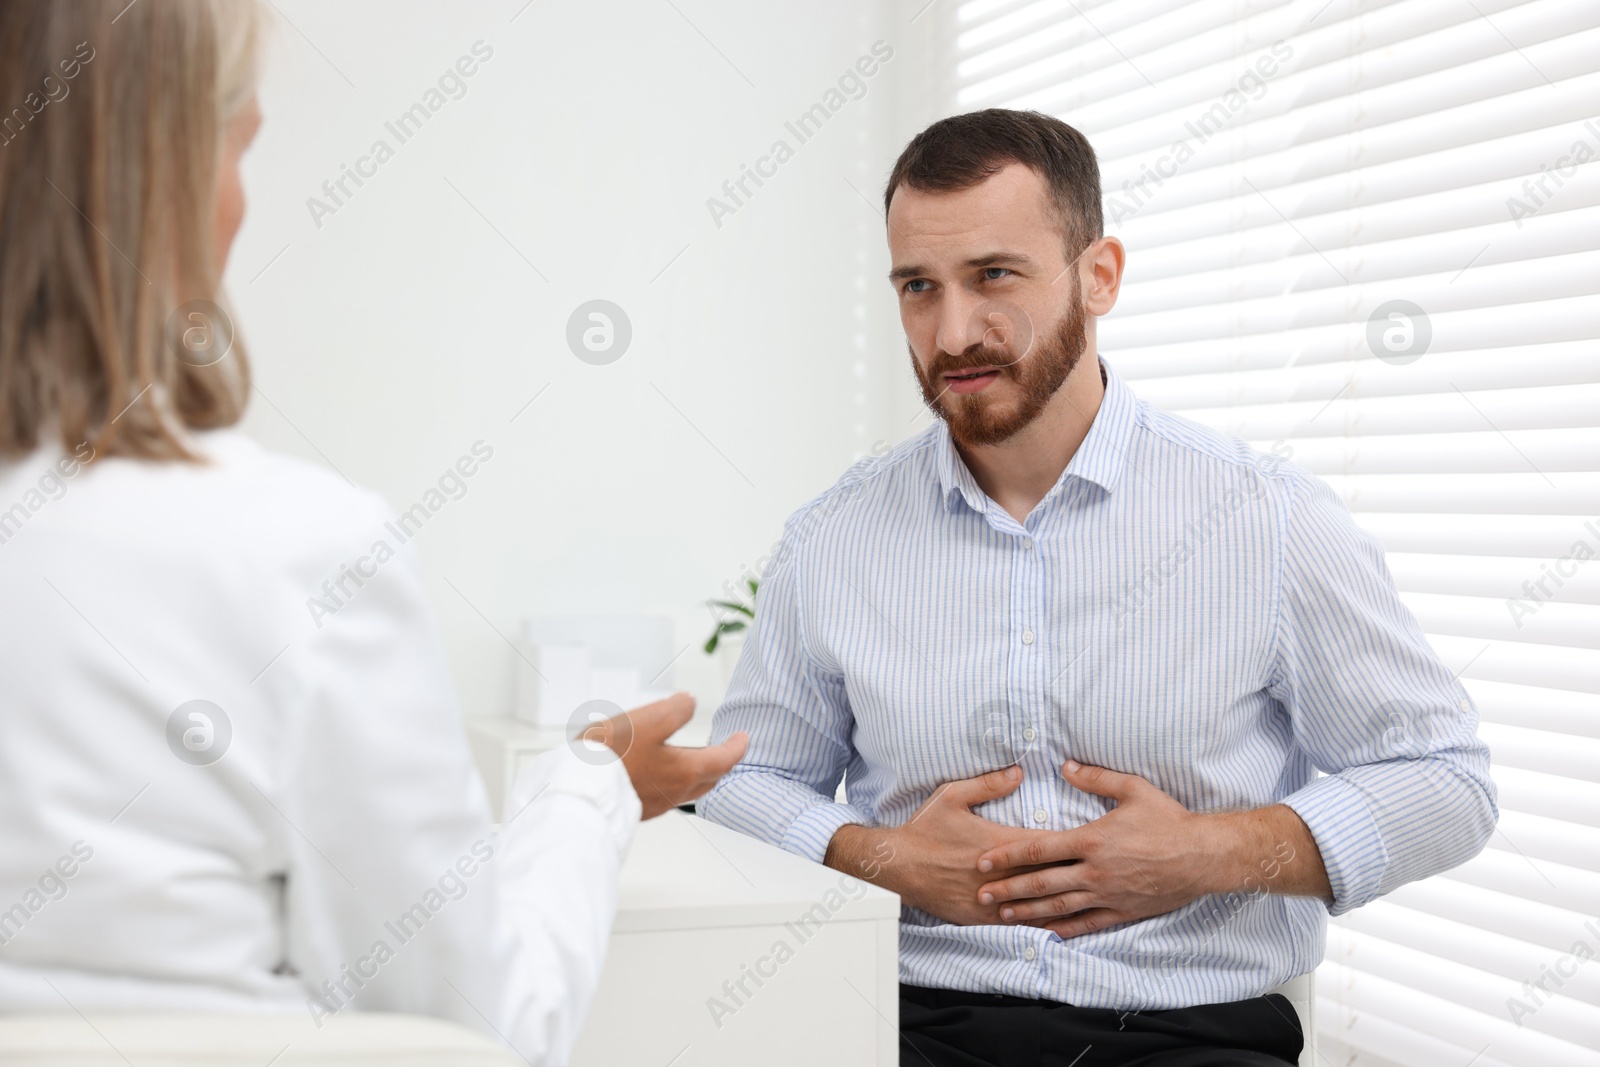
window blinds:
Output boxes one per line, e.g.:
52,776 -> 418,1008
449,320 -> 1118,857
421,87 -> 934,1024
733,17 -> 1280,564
934,1 -> 1600,1064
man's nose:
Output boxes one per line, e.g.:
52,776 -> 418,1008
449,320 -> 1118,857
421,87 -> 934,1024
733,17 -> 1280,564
934,292 -> 985,358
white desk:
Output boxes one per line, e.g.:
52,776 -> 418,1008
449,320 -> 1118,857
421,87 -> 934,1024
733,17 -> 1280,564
570,812 -> 901,1067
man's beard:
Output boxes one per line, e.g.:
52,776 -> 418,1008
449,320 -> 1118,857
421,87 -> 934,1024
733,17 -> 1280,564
912,279 -> 1087,448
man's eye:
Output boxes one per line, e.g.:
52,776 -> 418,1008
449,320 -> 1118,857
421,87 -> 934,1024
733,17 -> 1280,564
905,279 -> 931,293
983,267 -> 1012,280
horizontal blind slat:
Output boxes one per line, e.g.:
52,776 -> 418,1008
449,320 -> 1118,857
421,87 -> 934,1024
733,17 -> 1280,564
1105,294 -> 1600,371
1382,871 -> 1600,954
1314,962 -> 1590,1066
1316,962 -> 1594,1066
1354,513 -> 1600,562
1387,552 -> 1600,605
1321,472 -> 1597,515
1333,898 -> 1600,1006
1490,764 -> 1600,827
1325,925 -> 1600,1046
1431,632 -> 1600,695
1125,346 -> 1600,406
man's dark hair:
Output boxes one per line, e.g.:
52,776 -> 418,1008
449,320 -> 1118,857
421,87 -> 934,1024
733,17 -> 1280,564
884,108 -> 1103,257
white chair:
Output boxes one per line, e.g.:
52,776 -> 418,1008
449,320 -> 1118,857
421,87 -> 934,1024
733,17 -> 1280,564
0,1011 -> 523,1066
1268,972 -> 1317,1067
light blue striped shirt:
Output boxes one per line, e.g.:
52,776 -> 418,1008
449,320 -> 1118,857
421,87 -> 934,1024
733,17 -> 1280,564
699,360 -> 1496,1009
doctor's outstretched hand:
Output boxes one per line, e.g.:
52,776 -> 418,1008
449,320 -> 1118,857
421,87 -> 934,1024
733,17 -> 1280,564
585,692 -> 749,819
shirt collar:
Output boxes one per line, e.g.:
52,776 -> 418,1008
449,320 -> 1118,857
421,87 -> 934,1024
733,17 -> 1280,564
934,358 -> 1139,514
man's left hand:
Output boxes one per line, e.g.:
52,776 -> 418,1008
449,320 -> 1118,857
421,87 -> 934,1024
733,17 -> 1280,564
972,759 -> 1327,939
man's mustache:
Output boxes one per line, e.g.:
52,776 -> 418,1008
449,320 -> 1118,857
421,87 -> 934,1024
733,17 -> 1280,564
928,344 -> 1026,376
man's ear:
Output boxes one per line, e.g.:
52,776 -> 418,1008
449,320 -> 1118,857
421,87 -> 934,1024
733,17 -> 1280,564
1083,236 -> 1126,318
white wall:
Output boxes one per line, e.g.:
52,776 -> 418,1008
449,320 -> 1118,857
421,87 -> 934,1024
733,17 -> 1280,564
229,0 -> 934,720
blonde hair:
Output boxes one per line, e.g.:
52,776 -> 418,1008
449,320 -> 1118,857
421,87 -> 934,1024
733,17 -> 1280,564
0,0 -> 263,462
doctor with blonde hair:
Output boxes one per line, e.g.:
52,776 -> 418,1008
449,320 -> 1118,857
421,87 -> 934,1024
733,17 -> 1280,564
0,1 -> 746,1061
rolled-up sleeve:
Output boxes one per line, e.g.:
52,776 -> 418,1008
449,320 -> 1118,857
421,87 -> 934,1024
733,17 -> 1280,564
1269,469 -> 1497,915
696,507 -> 869,864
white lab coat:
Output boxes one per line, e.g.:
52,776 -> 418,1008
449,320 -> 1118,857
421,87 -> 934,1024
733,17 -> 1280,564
0,429 -> 638,1065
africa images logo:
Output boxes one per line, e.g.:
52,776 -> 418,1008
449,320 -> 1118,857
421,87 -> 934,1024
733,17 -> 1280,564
166,700 -> 232,766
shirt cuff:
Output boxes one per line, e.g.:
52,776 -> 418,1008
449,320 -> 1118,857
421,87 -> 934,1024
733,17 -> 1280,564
1282,772 -> 1390,916
781,799 -> 874,864
506,744 -> 642,864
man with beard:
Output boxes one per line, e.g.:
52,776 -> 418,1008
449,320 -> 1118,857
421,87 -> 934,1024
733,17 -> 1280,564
697,110 -> 1494,1066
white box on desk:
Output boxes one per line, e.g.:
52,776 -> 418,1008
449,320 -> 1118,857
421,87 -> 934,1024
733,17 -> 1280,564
512,641 -> 591,726
571,812 -> 900,1067
512,615 -> 677,726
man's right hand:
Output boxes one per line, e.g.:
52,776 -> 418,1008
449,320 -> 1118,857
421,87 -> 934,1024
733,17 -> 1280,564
822,765 -> 1041,926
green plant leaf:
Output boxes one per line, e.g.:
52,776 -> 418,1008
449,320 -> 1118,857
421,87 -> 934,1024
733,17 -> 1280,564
704,577 -> 760,655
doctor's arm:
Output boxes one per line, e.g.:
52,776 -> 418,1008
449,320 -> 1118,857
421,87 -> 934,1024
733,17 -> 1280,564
279,533 -> 738,1065
280,539 -> 633,1063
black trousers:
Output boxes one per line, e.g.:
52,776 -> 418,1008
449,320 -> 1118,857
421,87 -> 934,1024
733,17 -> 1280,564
900,985 -> 1303,1067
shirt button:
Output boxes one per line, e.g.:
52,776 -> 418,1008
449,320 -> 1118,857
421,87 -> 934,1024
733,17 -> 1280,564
1033,808 -> 1048,823
1022,540 -> 1034,551
1023,945 -> 1037,961
1022,630 -> 1035,645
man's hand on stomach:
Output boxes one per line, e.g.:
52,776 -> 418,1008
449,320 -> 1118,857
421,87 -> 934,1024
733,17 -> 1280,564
822,765 -> 1051,926
973,760 -> 1331,939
